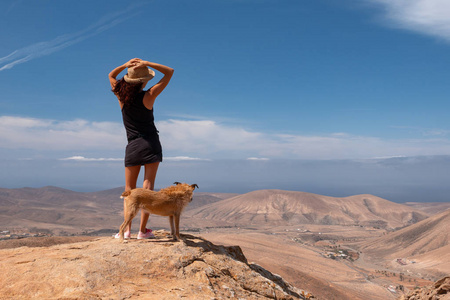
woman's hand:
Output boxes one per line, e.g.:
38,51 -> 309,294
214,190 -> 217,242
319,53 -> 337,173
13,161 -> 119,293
109,58 -> 141,89
124,58 -> 142,68
133,60 -> 149,68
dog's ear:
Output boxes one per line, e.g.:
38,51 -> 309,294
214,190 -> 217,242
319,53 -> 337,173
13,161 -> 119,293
191,184 -> 199,190
173,181 -> 182,185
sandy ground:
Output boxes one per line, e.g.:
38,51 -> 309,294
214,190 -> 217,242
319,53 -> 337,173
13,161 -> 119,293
201,229 -> 395,300
200,224 -> 440,300
2,223 -> 442,300
3,220 -> 443,299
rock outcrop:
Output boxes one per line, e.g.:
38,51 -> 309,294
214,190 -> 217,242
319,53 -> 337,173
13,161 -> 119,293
400,277 -> 450,300
0,231 -> 312,299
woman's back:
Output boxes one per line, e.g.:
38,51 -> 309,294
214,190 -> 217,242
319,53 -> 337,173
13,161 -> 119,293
121,91 -> 158,141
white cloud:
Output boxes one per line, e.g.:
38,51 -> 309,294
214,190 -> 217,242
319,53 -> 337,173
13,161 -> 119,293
369,0 -> 450,41
158,119 -> 450,159
0,116 -> 125,151
157,119 -> 264,155
2,115 -> 450,160
59,156 -> 122,162
370,155 -> 406,160
247,157 -> 270,161
165,156 -> 211,161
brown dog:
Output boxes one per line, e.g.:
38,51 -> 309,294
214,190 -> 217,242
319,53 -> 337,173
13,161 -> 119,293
118,182 -> 198,242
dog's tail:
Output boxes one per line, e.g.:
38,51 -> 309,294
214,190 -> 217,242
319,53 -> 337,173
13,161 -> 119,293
120,190 -> 132,199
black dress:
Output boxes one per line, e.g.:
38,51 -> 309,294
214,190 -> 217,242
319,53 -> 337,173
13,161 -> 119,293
121,91 -> 163,167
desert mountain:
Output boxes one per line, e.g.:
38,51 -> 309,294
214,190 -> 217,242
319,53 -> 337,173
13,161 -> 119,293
360,209 -> 450,260
187,192 -> 239,210
404,202 -> 450,215
0,232 -> 311,299
0,186 -> 238,234
84,187 -> 238,210
0,186 -> 123,233
186,189 -> 429,229
359,209 -> 450,279
0,186 -> 434,235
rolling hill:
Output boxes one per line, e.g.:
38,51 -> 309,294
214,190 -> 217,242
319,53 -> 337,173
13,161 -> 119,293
0,186 -> 437,234
403,201 -> 450,215
0,186 -> 125,234
185,192 -> 239,210
185,189 -> 429,228
361,209 -> 450,258
0,186 -> 237,234
359,209 -> 450,277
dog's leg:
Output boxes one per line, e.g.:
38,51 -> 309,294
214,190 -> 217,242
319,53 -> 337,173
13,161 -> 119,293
118,220 -> 129,243
169,215 -> 175,238
119,202 -> 138,242
174,212 -> 181,241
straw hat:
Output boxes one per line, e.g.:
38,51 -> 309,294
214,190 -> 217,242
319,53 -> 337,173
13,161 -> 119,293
124,66 -> 155,84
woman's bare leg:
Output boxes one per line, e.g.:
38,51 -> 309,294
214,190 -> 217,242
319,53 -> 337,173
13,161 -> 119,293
124,165 -> 141,232
139,162 -> 160,232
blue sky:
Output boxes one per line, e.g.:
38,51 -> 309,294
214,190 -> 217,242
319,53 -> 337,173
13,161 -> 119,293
1,0 -> 450,202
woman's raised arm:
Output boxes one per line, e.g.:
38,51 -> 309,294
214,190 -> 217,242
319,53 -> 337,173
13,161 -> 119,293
138,60 -> 174,109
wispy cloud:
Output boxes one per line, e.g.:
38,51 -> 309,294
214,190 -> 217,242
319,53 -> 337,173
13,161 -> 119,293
5,0 -> 23,15
2,116 -> 450,160
0,5 -> 141,71
390,125 -> 450,137
60,155 -> 212,163
247,157 -> 270,161
165,156 -> 211,161
368,0 -> 450,42
60,156 -> 122,162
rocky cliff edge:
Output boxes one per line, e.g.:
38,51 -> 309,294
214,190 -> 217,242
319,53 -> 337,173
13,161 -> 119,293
0,231 -> 312,299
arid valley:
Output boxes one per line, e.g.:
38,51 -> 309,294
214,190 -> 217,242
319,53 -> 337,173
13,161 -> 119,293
1,186 -> 449,299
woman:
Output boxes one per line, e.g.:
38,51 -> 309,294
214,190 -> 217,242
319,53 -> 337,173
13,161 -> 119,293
109,58 -> 174,239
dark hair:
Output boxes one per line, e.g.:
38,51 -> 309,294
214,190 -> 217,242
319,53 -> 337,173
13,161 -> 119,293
112,78 -> 142,106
